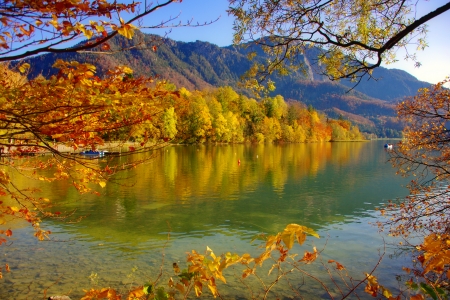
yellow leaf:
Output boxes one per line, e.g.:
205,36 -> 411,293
84,30 -> 93,40
207,278 -> 219,297
281,230 -> 295,249
0,170 -> 10,184
99,181 -> 106,188
117,24 -> 137,39
48,19 -> 59,28
51,133 -> 64,139
194,281 -> 202,297
122,66 -> 133,74
296,232 -> 306,245
18,63 -> 30,73
95,25 -> 105,33
381,286 -> 392,298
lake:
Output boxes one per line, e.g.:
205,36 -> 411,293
0,141 -> 412,299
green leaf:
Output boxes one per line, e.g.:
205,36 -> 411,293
178,271 -> 194,281
420,282 -> 438,300
406,281 -> 419,290
143,283 -> 153,295
155,286 -> 169,300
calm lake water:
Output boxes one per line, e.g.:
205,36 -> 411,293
0,141 -> 412,299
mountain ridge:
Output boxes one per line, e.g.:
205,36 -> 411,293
22,31 -> 432,137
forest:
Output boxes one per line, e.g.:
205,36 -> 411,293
109,84 -> 366,145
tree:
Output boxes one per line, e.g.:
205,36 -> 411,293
0,0 -> 202,62
228,0 -> 450,84
0,61 -> 179,243
375,80 -> 450,297
0,0 -> 208,244
387,79 -> 450,236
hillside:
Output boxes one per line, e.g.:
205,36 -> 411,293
22,31 -> 432,137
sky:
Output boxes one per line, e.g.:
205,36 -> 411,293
142,0 -> 450,85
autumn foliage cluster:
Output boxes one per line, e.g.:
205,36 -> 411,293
379,80 -> 450,298
79,224 -> 386,300
387,80 -> 450,235
0,61 -> 179,253
145,86 -> 365,144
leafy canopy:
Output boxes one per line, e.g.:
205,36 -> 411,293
0,0 -> 184,61
228,0 -> 450,85
0,61 -> 179,242
386,80 -> 450,237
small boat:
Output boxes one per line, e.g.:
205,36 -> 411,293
79,150 -> 107,157
384,143 -> 393,149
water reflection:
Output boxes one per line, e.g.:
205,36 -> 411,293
9,142 -> 406,243
0,141 -> 411,299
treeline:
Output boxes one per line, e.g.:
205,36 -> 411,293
110,85 -> 365,144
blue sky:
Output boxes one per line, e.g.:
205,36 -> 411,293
143,0 -> 450,85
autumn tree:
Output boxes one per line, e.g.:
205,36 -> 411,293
228,0 -> 450,85
0,0 -> 203,61
387,79 -> 450,237
373,79 -> 450,298
0,61 -> 180,243
0,0 -> 197,244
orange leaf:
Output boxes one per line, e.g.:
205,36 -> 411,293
4,229 -> 12,237
299,247 -> 318,263
175,282 -> 185,293
127,286 -> 145,299
101,43 -> 110,51
242,268 -> 254,278
365,283 -> 378,297
328,259 -> 345,270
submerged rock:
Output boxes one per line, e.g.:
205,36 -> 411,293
48,296 -> 71,300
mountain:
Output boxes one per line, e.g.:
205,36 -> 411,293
23,31 -> 432,137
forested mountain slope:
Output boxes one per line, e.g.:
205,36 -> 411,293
23,31 -> 431,137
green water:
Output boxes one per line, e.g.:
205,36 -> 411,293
0,141 -> 412,299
